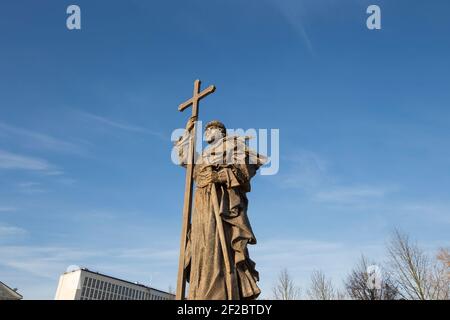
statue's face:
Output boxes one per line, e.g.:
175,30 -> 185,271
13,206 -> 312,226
205,126 -> 224,144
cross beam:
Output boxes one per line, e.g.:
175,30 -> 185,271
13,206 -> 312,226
178,80 -> 216,115
176,79 -> 215,300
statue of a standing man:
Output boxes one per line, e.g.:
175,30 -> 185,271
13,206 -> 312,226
175,117 -> 265,300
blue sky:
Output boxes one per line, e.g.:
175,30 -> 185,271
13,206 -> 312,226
1,0 -> 449,299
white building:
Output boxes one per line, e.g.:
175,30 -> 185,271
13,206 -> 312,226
0,281 -> 23,300
54,267 -> 174,300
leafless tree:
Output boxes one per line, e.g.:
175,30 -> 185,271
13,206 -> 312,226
272,268 -> 301,300
437,248 -> 450,268
307,270 -> 338,300
387,230 -> 429,299
429,248 -> 450,300
345,255 -> 398,300
387,230 -> 449,300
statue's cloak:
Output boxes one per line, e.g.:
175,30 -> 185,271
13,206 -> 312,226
177,134 -> 266,300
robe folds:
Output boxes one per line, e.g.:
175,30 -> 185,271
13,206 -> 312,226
176,134 -> 266,300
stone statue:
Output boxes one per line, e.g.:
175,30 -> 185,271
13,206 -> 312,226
175,117 -> 265,300
174,80 -> 266,300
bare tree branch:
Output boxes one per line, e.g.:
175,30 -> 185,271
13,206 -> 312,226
307,270 -> 338,300
272,268 -> 301,300
345,254 -> 398,300
429,248 -> 450,299
387,230 -> 449,300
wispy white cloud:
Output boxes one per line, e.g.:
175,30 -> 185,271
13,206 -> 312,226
0,224 -> 27,238
0,122 -> 87,156
16,181 -> 47,194
0,246 -> 98,279
55,178 -> 77,186
0,149 -> 61,175
79,111 -> 166,140
314,185 -> 391,204
394,202 -> 450,225
280,150 -> 450,227
279,149 -> 395,206
0,207 -> 18,213
280,150 -> 331,190
266,0 -> 315,56
114,247 -> 178,261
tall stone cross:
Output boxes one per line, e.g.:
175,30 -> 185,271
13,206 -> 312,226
176,79 -> 216,300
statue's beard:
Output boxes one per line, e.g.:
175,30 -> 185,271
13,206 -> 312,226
206,136 -> 217,144
206,134 -> 223,144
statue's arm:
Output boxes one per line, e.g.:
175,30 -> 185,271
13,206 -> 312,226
215,164 -> 251,189
174,131 -> 190,167
174,117 -> 198,168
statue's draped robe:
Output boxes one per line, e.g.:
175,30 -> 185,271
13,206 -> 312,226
176,133 -> 265,300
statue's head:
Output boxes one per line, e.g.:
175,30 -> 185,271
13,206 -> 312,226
205,120 -> 226,144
